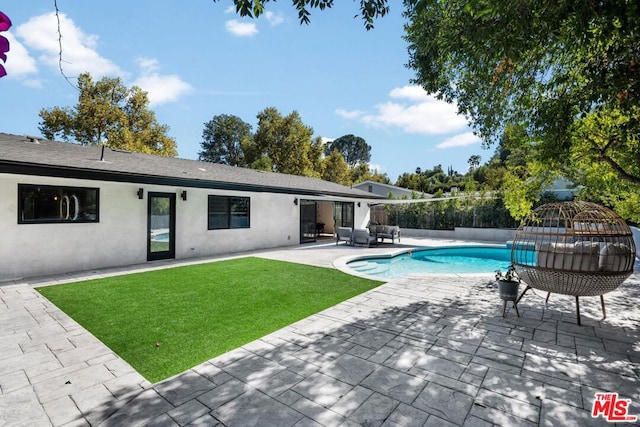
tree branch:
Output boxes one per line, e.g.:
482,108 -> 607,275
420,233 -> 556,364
597,151 -> 640,184
54,0 -> 78,90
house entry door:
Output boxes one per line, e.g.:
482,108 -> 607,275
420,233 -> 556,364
147,192 -> 176,261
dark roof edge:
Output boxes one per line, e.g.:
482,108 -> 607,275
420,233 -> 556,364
0,161 -> 385,200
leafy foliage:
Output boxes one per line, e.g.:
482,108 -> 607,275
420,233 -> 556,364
39,73 -> 177,156
324,134 -> 371,167
199,114 -> 252,166
213,0 -> 391,30
404,0 -> 640,220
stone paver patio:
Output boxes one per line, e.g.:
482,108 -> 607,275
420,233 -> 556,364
1,239 -> 639,426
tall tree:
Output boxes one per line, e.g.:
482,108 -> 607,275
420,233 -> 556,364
199,114 -> 252,166
404,0 -> 640,218
324,134 -> 371,167
39,73 -> 177,156
321,150 -> 350,185
250,107 -> 317,176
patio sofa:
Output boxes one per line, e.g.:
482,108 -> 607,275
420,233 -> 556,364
352,228 -> 377,247
369,224 -> 401,244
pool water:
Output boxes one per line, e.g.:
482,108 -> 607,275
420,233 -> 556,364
347,246 -> 512,278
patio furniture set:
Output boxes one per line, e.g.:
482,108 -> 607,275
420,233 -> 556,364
335,225 -> 401,247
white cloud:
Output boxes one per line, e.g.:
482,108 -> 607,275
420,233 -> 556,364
225,20 -> 258,37
389,85 -> 431,102
320,137 -> 334,145
135,57 -> 160,73
132,58 -> 192,106
2,32 -> 39,84
436,132 -> 481,149
264,11 -> 284,26
337,85 -> 468,135
16,12 -> 122,78
225,6 -> 236,14
335,108 -> 365,120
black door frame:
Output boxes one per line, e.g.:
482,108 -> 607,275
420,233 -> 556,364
299,199 -> 317,244
147,192 -> 176,261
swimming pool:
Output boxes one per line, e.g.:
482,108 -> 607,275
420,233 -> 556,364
346,246 -> 512,279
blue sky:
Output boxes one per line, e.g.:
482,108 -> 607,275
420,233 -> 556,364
1,1 -> 490,182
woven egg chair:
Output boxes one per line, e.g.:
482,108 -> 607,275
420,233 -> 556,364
510,201 -> 636,325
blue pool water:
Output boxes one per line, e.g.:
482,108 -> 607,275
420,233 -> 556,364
347,246 -> 512,279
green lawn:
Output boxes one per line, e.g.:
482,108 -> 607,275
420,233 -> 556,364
37,257 -> 382,383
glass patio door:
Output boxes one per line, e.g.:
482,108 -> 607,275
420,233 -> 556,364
147,192 -> 176,261
334,201 -> 354,229
300,200 -> 317,243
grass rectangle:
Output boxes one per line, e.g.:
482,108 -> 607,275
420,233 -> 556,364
37,257 -> 382,383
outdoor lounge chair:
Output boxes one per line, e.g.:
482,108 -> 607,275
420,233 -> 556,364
352,228 -> 377,247
336,227 -> 353,245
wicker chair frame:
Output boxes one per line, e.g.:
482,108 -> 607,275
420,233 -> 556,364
511,201 -> 636,325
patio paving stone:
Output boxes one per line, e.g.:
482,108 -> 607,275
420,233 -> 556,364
319,353 -> 378,385
2,238 -> 639,426
412,382 -> 475,425
212,389 -> 304,427
360,365 -> 428,405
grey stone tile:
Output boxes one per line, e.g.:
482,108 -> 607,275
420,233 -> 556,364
413,354 -> 466,380
293,417 -> 324,427
475,388 -> 539,422
349,329 -> 396,350
330,385 -> 374,417
385,402 -> 429,427
361,365 -> 427,405
469,404 -> 537,427
0,369 -> 30,394
0,388 -> 53,426
423,415 -> 459,427
71,383 -> 118,427
213,389 -> 304,427
33,364 -> 115,404
97,389 -> 174,427
292,372 -> 353,407
462,415 -> 493,427
541,399 -> 609,427
197,378 -> 249,410
184,413 -> 223,426
412,382 -> 474,425
148,413 -> 180,427
346,344 -> 376,359
43,395 -> 82,426
221,354 -> 287,386
481,368 -> 544,407
154,370 -> 215,406
256,369 -> 305,397
319,354 -> 378,386
277,389 -> 303,406
346,392 -> 398,427
167,399 -> 210,425
292,396 -> 346,425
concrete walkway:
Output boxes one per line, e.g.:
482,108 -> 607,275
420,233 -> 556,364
1,239 -> 639,426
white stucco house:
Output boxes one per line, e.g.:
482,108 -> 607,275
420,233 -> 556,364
0,133 -> 385,281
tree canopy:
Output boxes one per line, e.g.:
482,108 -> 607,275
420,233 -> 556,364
324,134 -> 371,167
39,73 -> 177,156
404,0 -> 640,219
199,114 -> 252,166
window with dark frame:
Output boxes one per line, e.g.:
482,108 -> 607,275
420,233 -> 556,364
18,184 -> 99,224
208,195 -> 250,230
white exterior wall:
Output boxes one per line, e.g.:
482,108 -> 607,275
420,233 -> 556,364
0,173 -> 310,281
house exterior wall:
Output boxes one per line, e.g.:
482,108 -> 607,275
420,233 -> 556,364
1,173 -> 305,281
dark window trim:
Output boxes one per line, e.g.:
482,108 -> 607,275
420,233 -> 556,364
207,195 -> 250,230
18,183 -> 100,224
